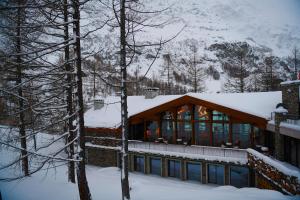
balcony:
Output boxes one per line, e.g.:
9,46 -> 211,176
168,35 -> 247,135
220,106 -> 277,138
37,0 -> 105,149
128,141 -> 248,165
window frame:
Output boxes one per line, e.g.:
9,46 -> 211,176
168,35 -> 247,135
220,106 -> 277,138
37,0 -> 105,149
206,163 -> 225,185
229,165 -> 250,188
149,156 -> 162,176
167,159 -> 181,179
186,161 -> 202,182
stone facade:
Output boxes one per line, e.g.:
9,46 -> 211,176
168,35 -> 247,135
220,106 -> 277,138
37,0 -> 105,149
248,153 -> 300,195
86,146 -> 118,167
281,82 -> 300,118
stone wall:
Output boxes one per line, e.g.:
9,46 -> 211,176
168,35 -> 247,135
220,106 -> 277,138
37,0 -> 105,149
281,83 -> 299,117
86,146 -> 118,167
248,153 -> 300,195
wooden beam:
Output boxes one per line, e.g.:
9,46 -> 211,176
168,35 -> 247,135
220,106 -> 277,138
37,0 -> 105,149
129,95 -> 267,129
143,120 -> 147,141
208,110 -> 213,146
172,108 -> 178,144
191,105 -> 195,145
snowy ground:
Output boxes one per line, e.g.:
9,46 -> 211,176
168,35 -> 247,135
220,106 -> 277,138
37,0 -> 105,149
0,128 -> 298,200
0,165 -> 298,200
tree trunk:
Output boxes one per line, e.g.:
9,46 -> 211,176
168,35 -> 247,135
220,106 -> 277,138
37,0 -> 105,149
120,0 -> 130,199
16,0 -> 29,177
72,0 -> 92,199
64,0 -> 76,184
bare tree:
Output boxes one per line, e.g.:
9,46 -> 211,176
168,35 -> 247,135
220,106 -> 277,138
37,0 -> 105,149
71,0 -> 92,199
181,44 -> 206,93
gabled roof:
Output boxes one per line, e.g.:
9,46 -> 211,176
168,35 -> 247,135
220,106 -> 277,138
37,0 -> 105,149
84,91 -> 282,129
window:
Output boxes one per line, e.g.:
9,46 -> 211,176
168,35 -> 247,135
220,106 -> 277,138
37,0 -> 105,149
232,124 -> 251,148
253,126 -> 262,146
177,105 -> 191,120
134,155 -> 145,173
186,162 -> 202,182
162,112 -> 174,142
146,121 -> 158,142
195,122 -> 210,146
177,105 -> 192,143
212,111 -> 228,121
230,166 -> 249,188
177,121 -> 192,143
195,105 -> 209,120
207,164 -> 224,185
150,157 -> 161,176
168,160 -> 181,178
212,123 -> 229,146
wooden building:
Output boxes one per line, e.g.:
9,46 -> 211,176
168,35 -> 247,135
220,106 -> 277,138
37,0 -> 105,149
84,88 -> 300,195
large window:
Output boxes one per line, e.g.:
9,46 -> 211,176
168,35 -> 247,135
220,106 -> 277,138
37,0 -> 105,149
212,111 -> 229,147
162,112 -> 174,142
232,124 -> 251,148
186,162 -> 202,182
230,166 -> 249,188
207,164 -> 224,185
146,121 -> 158,142
195,121 -> 210,146
168,160 -> 181,178
194,106 -> 210,146
150,157 -> 161,176
212,123 -> 229,146
134,155 -> 145,173
177,106 -> 192,143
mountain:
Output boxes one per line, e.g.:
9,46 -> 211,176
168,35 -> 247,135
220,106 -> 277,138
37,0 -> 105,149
81,0 -> 300,94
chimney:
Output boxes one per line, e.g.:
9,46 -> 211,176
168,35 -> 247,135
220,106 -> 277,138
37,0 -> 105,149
280,80 -> 300,118
144,87 -> 159,99
94,98 -> 104,110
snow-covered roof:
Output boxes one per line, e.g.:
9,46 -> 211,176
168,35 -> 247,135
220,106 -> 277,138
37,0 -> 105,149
84,91 -> 282,128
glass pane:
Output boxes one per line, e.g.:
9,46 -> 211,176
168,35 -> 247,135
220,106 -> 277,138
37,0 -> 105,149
253,126 -> 262,146
186,162 -> 201,182
195,122 -> 210,146
208,164 -> 224,185
195,105 -> 209,120
230,166 -> 249,188
213,111 -> 228,121
134,156 -> 144,173
150,158 -> 161,176
232,124 -> 251,148
212,123 -> 229,146
177,121 -> 192,143
178,105 -> 191,120
168,160 -> 181,178
146,121 -> 158,142
162,120 -> 174,142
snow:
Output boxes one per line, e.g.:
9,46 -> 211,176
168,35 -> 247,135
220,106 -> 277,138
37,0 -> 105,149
274,106 -> 288,114
247,149 -> 300,180
280,122 -> 300,132
1,165 -> 298,200
84,91 -> 282,128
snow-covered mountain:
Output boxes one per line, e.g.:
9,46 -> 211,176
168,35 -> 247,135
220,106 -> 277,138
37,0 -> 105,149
82,0 -> 300,93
